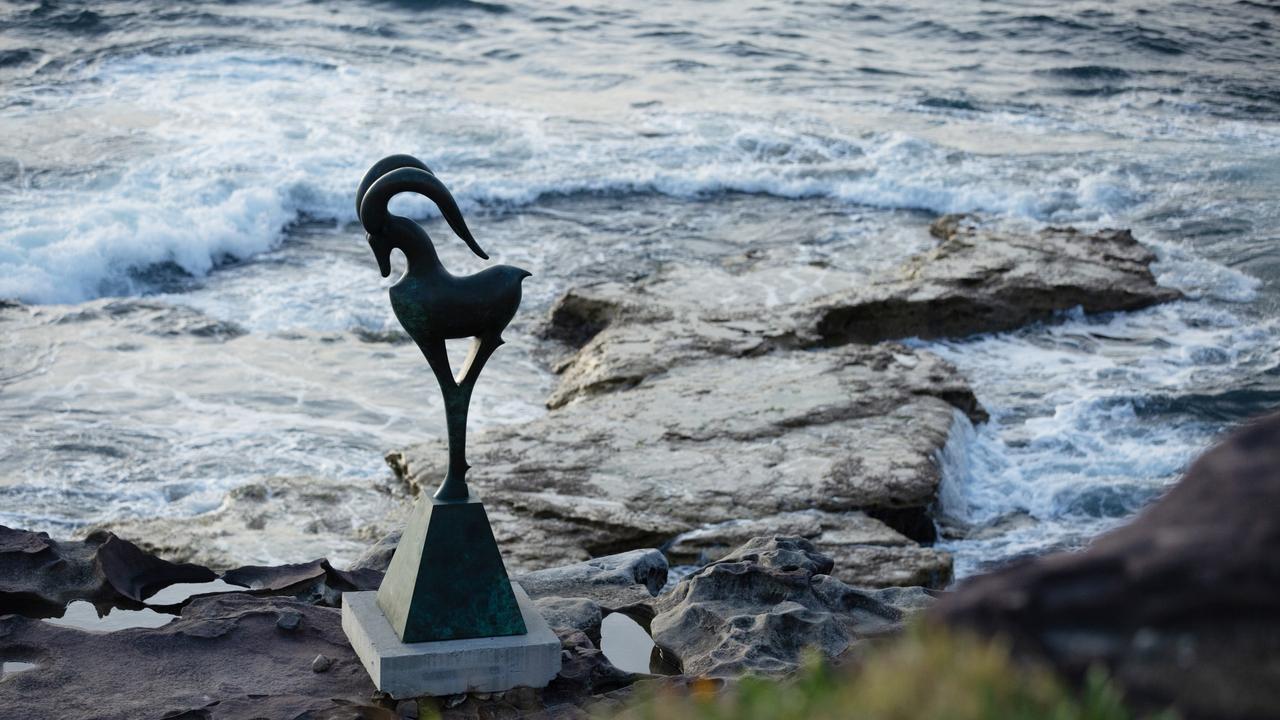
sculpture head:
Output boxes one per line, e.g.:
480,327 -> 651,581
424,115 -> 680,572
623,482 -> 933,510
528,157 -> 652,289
356,155 -> 488,274
368,231 -> 394,278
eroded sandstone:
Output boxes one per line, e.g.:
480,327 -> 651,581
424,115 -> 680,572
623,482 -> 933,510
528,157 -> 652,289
794,214 -> 1181,346
394,342 -> 973,587
652,536 -> 929,677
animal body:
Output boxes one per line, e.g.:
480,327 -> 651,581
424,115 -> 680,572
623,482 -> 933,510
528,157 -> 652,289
357,154 -> 531,500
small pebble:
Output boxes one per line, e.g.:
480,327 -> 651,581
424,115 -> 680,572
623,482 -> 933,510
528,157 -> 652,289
311,654 -> 332,673
276,610 -> 302,631
442,694 -> 466,709
395,699 -> 419,719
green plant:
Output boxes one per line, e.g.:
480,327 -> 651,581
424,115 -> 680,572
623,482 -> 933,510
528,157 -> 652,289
608,625 -> 1170,720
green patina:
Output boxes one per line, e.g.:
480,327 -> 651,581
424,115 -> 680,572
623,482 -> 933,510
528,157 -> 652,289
377,495 -> 527,642
355,155 -> 534,644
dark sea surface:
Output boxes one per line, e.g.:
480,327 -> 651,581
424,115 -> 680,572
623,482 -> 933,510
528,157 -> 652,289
1,0 -> 1277,572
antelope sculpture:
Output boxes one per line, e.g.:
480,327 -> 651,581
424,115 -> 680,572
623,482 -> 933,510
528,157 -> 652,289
356,154 -> 531,501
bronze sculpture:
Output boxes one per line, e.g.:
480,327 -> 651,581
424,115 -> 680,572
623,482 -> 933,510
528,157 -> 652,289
356,155 -> 530,642
357,154 -> 531,501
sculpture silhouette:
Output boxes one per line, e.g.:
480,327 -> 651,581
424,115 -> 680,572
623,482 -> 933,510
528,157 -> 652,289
357,154 -> 531,502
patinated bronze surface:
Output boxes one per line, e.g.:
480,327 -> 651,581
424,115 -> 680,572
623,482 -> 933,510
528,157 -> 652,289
358,155 -> 529,642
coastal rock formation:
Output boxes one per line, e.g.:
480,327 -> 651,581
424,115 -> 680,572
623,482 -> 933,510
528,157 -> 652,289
934,412 -> 1280,720
0,526 -> 215,616
652,536 -> 927,677
51,298 -> 249,341
98,475 -> 409,571
392,341 -> 968,588
0,594 -> 379,720
666,510 -> 952,588
544,216 -> 1177,408
0,541 -> 667,719
792,215 -> 1181,346
516,549 -> 670,613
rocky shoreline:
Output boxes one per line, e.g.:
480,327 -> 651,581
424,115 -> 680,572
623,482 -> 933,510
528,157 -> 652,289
386,214 -> 1177,589
5,403 -> 1276,720
1,216 -> 1199,718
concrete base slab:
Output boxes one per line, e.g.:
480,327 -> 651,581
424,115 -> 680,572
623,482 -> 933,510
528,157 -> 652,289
342,582 -> 561,699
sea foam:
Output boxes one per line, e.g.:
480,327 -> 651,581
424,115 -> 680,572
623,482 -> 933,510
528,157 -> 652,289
0,47 -> 1187,305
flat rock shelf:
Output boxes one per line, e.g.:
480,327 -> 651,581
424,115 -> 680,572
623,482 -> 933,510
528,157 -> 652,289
391,216 -> 1178,588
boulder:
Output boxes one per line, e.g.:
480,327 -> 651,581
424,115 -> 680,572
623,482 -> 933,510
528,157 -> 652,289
651,537 -> 927,677
934,411 -> 1280,720
534,597 -> 605,641
792,214 -> 1181,346
393,342 -> 970,587
516,549 -> 669,613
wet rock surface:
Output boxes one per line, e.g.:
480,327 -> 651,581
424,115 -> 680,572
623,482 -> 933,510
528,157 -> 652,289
406,215 -> 1175,589
98,475 -> 409,572
0,594 -> 379,720
0,527 -> 215,616
934,412 -> 1280,720
51,298 -> 249,341
0,537 -> 658,719
652,536 -> 928,677
543,216 -> 1176,407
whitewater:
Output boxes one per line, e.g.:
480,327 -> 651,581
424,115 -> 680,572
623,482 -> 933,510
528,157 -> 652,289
1,0 -> 1277,573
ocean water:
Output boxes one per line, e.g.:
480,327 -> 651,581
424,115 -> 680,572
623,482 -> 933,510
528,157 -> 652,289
1,0 -> 1277,571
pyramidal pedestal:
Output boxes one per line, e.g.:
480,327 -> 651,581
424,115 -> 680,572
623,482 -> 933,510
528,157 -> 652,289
342,495 -> 561,698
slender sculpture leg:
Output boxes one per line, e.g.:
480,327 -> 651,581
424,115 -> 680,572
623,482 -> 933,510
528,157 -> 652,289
419,335 -> 506,502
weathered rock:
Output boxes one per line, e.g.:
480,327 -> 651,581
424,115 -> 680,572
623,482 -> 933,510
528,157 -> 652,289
534,596 -> 605,641
351,528 -> 403,574
516,549 -> 669,613
793,215 -> 1181,346
934,411 -> 1280,720
52,298 -> 248,341
97,475 -> 409,571
547,318 -> 771,409
0,526 -> 215,616
0,527 -> 661,717
543,281 -> 675,346
0,594 -> 383,720
667,510 -> 952,589
652,537 -> 924,677
221,558 -> 381,607
395,343 -> 966,587
546,629 -> 637,701
545,216 -> 1173,409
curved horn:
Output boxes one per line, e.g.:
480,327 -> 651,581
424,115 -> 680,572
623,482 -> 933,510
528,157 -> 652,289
360,167 -> 489,260
355,154 -> 433,222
